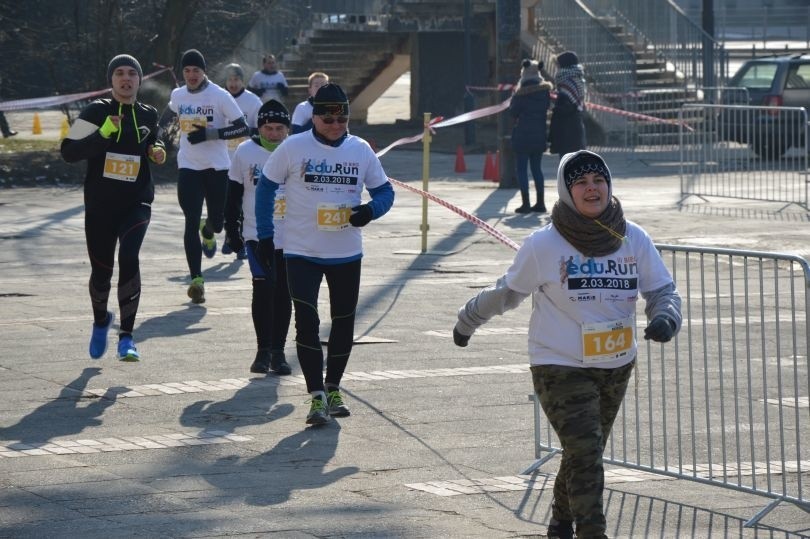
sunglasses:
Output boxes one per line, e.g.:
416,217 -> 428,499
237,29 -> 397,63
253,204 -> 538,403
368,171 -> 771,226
319,116 -> 349,124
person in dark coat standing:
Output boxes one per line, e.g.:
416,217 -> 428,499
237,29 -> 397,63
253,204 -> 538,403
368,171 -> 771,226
510,59 -> 553,214
549,51 -> 587,159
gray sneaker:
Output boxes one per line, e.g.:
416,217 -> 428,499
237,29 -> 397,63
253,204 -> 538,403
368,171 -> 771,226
327,389 -> 351,417
306,396 -> 330,426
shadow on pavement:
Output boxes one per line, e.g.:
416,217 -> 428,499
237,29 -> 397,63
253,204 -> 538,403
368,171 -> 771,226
0,367 -> 115,445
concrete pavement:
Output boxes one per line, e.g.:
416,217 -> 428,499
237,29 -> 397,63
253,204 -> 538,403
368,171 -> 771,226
0,146 -> 809,538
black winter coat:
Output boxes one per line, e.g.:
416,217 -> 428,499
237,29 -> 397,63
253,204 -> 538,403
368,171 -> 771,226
509,80 -> 553,154
549,94 -> 586,156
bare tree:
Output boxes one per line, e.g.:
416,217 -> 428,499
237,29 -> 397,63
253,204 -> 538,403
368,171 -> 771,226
150,0 -> 201,69
0,0 -> 274,102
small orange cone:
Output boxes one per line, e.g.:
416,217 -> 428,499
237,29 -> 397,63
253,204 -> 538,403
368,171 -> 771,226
368,138 -> 379,153
483,151 -> 497,182
493,150 -> 501,182
482,151 -> 492,180
32,112 -> 42,135
454,145 -> 467,173
59,116 -> 70,139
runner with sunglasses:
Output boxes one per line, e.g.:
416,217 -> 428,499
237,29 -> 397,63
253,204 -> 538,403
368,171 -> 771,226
255,83 -> 395,426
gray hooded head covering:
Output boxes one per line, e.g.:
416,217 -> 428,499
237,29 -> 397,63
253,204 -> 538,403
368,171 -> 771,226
556,150 -> 612,211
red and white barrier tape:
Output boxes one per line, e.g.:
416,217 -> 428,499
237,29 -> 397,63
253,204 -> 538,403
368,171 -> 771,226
0,67 -> 173,112
375,99 -> 519,249
463,85 -> 693,131
374,98 -> 512,158
388,177 -> 520,252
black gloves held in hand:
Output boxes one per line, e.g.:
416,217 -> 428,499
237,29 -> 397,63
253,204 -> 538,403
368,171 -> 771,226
256,237 -> 275,275
187,124 -> 207,145
453,326 -> 470,347
644,315 -> 676,343
225,233 -> 244,254
349,204 -> 373,227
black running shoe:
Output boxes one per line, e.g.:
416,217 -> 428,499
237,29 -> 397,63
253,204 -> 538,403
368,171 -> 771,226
270,351 -> 292,375
250,349 -> 272,374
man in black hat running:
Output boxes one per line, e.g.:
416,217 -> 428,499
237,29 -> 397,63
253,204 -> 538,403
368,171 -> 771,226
255,83 -> 395,426
161,49 -> 249,304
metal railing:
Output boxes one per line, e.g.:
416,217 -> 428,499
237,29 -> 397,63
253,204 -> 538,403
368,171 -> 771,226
525,245 -> 810,527
685,5 -> 810,48
679,103 -> 809,209
531,0 -> 637,96
585,0 -> 729,87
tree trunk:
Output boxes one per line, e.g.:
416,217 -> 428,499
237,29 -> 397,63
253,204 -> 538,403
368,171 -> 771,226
149,0 -> 201,72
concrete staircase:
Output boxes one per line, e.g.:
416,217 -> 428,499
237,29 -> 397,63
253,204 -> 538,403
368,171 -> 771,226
280,29 -> 409,122
594,15 -> 703,146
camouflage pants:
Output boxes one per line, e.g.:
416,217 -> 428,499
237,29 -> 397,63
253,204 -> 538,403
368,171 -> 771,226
531,361 -> 635,539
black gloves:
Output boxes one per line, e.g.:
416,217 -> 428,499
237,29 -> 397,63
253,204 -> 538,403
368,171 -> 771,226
349,204 -> 373,227
644,315 -> 676,343
453,326 -> 470,347
256,237 -> 275,275
225,233 -> 244,254
187,124 -> 207,145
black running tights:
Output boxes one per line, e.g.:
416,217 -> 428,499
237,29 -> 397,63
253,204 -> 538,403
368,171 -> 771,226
85,203 -> 151,334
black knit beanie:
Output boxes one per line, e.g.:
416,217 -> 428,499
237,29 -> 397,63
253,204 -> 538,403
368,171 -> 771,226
107,54 -> 143,84
257,99 -> 290,127
557,51 -> 580,68
181,49 -> 206,71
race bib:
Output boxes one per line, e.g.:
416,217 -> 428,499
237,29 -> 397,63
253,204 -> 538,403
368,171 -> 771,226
581,315 -> 635,364
274,194 -> 286,221
103,152 -> 141,182
316,203 -> 350,231
227,136 -> 247,151
179,117 -> 207,134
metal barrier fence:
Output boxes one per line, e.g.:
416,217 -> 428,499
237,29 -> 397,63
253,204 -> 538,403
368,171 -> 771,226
524,245 -> 810,527
679,104 -> 809,209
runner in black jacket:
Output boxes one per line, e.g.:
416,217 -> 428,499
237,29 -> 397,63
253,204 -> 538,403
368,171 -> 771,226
60,54 -> 166,361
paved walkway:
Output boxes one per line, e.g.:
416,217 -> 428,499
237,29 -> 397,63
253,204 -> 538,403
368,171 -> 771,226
0,145 -> 808,538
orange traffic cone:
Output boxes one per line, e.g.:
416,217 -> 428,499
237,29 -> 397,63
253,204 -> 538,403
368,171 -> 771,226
454,145 -> 467,173
368,138 -> 379,153
493,150 -> 501,182
482,151 -> 493,180
483,151 -> 497,182
32,112 -> 42,135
